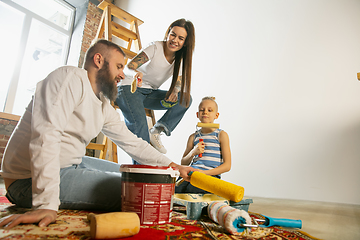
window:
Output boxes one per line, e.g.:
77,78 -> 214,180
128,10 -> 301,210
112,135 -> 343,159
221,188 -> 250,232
0,0 -> 75,115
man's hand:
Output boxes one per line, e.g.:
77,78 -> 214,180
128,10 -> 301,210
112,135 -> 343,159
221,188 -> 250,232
0,209 -> 57,229
168,162 -> 195,182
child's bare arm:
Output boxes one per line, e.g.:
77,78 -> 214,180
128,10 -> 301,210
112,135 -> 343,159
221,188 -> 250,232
181,134 -> 204,165
201,130 -> 231,176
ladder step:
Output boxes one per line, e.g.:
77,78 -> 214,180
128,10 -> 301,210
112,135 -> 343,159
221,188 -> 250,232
98,0 -> 143,26
112,21 -> 137,41
120,47 -> 137,59
86,142 -> 106,151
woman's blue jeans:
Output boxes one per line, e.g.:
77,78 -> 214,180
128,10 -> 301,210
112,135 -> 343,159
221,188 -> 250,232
115,85 -> 192,143
5,156 -> 123,211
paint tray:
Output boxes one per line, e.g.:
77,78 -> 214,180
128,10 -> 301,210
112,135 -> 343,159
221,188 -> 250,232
173,194 -> 253,220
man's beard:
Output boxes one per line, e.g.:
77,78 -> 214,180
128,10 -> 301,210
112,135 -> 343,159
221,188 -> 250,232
96,60 -> 118,102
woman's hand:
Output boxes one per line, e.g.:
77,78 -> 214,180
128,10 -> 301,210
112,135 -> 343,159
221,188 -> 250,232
0,209 -> 57,229
166,90 -> 179,102
134,72 -> 143,87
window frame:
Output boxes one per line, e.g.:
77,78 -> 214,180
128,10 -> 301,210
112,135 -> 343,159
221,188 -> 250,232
1,0 -> 75,113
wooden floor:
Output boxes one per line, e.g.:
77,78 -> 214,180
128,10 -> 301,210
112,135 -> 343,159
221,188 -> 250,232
246,195 -> 360,240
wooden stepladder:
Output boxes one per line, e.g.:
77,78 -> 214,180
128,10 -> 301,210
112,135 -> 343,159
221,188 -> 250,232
86,0 -> 156,162
96,0 -> 156,125
96,0 -> 143,64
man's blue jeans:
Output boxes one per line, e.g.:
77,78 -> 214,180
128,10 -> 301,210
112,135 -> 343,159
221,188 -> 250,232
6,156 -> 123,211
115,85 -> 192,143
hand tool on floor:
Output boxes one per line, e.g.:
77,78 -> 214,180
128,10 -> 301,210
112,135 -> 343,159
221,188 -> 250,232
208,201 -> 251,235
88,212 -> 140,239
250,215 -> 302,228
208,202 -> 302,235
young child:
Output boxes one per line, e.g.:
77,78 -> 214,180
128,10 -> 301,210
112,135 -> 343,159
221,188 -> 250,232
175,97 -> 231,193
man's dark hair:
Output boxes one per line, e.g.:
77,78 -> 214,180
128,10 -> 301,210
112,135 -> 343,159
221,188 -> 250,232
84,39 -> 125,70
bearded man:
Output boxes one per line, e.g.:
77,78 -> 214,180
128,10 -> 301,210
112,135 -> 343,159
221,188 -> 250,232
0,39 -> 192,229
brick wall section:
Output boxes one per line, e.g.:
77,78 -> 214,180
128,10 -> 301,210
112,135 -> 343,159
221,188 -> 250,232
79,1 -> 104,156
78,1 -> 102,68
0,114 -> 20,167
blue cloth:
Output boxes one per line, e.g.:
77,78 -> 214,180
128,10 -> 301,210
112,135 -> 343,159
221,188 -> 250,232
175,180 -> 210,194
115,85 -> 191,163
6,156 -> 123,211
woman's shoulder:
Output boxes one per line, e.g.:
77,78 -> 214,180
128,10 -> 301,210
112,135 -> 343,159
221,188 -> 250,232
144,41 -> 163,49
142,41 -> 163,58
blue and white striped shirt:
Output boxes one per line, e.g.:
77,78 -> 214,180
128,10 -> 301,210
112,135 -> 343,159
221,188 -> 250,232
191,129 -> 223,177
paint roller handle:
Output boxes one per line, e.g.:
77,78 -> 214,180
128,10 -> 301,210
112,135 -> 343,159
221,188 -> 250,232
261,216 -> 302,228
199,139 -> 204,157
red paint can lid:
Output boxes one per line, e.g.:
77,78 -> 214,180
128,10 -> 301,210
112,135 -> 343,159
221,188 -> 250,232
119,164 -> 179,178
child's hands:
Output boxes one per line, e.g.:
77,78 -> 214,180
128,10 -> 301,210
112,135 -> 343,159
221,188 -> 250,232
193,141 -> 205,156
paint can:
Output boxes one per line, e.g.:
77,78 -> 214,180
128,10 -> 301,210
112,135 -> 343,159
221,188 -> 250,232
120,164 -> 179,225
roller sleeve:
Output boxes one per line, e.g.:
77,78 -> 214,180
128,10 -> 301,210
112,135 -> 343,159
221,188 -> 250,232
189,171 -> 244,202
208,202 -> 251,235
88,212 -> 140,239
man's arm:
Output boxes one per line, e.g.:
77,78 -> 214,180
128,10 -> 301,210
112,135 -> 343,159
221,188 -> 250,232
30,68 -> 83,211
0,67 -> 84,229
101,104 -> 194,180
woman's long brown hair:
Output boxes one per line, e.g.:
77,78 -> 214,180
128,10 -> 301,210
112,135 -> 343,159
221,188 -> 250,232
164,19 -> 195,107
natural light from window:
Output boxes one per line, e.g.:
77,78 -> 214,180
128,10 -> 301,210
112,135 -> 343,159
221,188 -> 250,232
11,0 -> 73,30
0,0 -> 74,115
0,2 -> 24,114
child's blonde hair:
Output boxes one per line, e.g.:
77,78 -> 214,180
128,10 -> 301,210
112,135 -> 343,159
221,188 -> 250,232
199,96 -> 218,111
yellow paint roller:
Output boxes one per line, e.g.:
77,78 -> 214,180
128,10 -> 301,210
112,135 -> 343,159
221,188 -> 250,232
88,212 -> 140,239
197,122 -> 220,128
189,171 -> 244,202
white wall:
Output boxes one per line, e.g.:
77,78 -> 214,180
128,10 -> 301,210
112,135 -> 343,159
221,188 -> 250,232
115,0 -> 360,205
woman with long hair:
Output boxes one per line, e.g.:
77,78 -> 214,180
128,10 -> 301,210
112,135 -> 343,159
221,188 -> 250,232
115,19 -> 195,159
